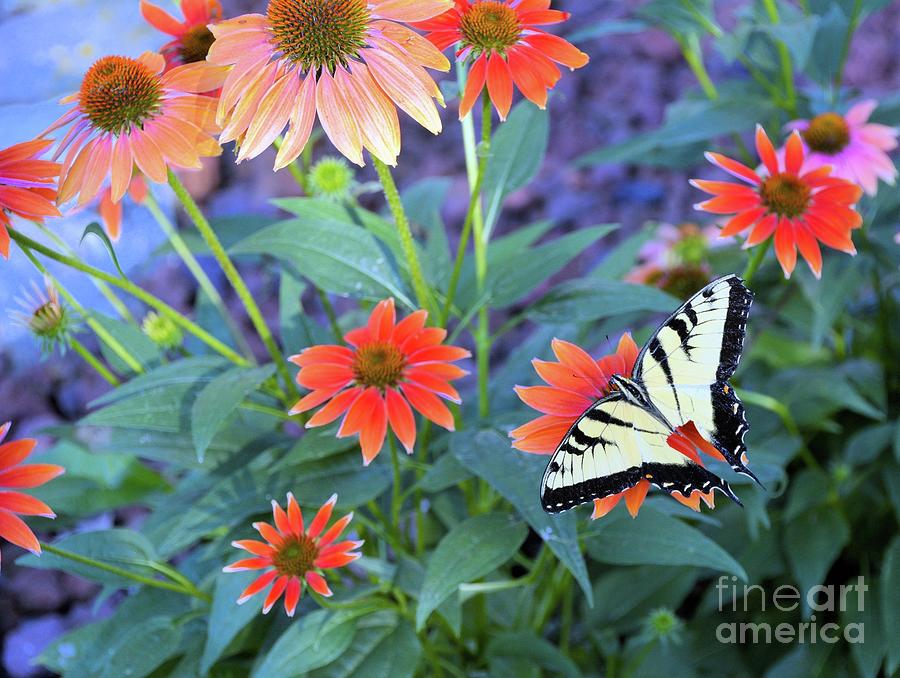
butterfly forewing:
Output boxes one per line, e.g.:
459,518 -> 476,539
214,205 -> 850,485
634,275 -> 756,480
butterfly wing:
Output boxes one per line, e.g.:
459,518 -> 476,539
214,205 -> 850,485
634,274 -> 757,481
541,394 -> 739,514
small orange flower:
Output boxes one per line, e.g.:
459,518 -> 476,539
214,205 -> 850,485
511,335 -> 722,518
692,125 -> 863,279
0,139 -> 61,259
290,298 -> 470,465
207,0 -> 452,169
46,51 -> 222,209
224,493 -> 362,617
95,176 -> 148,241
0,422 -> 64,570
415,0 -> 589,120
141,0 -> 223,69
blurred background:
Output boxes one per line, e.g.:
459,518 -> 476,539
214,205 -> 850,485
0,0 -> 898,675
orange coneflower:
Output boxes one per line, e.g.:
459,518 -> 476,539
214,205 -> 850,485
290,298 -> 470,465
692,125 -> 863,279
224,493 -> 362,617
46,51 -> 222,209
207,0 -> 452,169
0,139 -> 61,259
511,335 -> 721,518
415,0 -> 589,119
141,0 -> 223,69
0,422 -> 64,571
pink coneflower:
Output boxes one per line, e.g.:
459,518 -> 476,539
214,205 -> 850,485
46,52 -> 222,208
787,101 -> 898,196
207,0 -> 452,169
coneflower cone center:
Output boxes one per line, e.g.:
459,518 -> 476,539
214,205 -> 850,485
267,0 -> 370,72
460,1 -> 521,53
79,56 -> 162,134
179,25 -> 216,63
353,341 -> 406,389
802,112 -> 850,155
760,173 -> 811,218
29,301 -> 67,339
272,535 -> 319,577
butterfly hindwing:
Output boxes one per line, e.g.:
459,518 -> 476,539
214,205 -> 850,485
541,395 -> 739,514
634,275 -> 756,481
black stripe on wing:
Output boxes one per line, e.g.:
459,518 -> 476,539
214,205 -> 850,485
715,275 -> 753,383
541,461 -> 741,514
710,382 -> 760,485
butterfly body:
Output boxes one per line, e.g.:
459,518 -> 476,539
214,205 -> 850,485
540,275 -> 758,514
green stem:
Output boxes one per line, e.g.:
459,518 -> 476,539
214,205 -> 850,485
40,542 -> 211,602
372,158 -> 435,315
144,189 -> 254,360
470,93 -> 492,419
15,239 -> 144,374
681,36 -> 718,100
70,336 -> 120,385
389,435 -> 404,545
317,287 -> 344,344
762,0 -> 797,115
35,222 -> 135,324
440,93 -> 493,326
273,135 -> 309,192
8,228 -> 250,367
741,237 -> 772,284
167,170 -> 297,398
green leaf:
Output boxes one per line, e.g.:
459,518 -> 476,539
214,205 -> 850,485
18,529 -> 160,587
487,632 -> 581,678
191,364 -> 276,462
585,507 -> 747,580
451,429 -> 593,603
416,512 -> 527,629
92,313 -> 162,373
783,506 -> 850,610
636,0 -> 717,39
567,19 -> 647,42
231,216 -> 413,307
417,453 -> 473,493
589,226 -> 655,280
842,577 -> 884,677
310,612 -> 421,678
200,569 -> 260,673
483,100 -> 549,237
527,279 -> 676,324
844,422 -> 894,466
881,538 -> 900,674
252,609 -> 357,677
81,221 -> 125,277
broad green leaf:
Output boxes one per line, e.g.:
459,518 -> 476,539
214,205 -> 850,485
527,279 -> 676,324
483,100 -> 549,237
451,429 -> 593,603
567,19 -> 647,42
93,312 -> 162,373
844,422 -> 894,466
416,512 -> 527,629
231,216 -> 413,307
311,612 -> 421,678
589,226 -> 655,280
89,356 -> 230,408
18,529 -> 160,587
842,577 -> 884,677
417,453 -> 472,493
784,506 -> 850,611
487,632 -> 581,678
200,569 -> 259,673
881,538 -> 900,674
191,364 -> 276,462
637,0 -> 718,39
585,507 -> 747,580
588,565 -> 698,631
252,609 -> 357,678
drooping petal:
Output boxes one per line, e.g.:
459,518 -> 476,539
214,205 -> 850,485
305,571 -> 333,597
315,69 -> 364,166
385,387 -> 416,453
400,382 -> 455,430
485,51 -> 514,120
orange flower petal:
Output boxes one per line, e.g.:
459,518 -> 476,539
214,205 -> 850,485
486,51 -> 514,120
236,570 -> 278,603
308,493 -> 337,540
400,382 -> 455,430
385,387 -> 416,453
755,125 -> 779,177
514,385 -> 591,417
773,218 -> 797,278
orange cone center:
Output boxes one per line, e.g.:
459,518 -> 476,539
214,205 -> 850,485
802,112 -> 850,155
460,1 -> 522,53
79,56 -> 162,134
267,0 -> 370,72
759,172 -> 811,218
353,341 -> 406,389
272,535 -> 319,577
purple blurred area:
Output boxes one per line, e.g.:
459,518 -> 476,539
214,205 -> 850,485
1,0 -> 899,675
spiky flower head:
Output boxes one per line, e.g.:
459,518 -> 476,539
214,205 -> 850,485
13,279 -> 74,353
142,311 -> 183,350
309,156 -> 355,201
